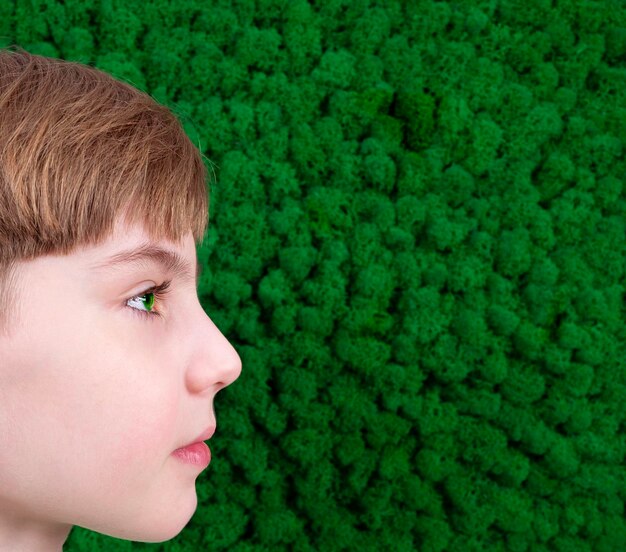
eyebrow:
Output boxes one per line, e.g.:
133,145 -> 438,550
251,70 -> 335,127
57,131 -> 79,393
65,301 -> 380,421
90,243 -> 203,286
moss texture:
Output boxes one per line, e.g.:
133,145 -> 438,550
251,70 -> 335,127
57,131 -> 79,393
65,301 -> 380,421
3,0 -> 625,550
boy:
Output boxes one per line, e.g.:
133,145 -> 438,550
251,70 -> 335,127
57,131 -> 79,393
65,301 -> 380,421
0,46 -> 242,551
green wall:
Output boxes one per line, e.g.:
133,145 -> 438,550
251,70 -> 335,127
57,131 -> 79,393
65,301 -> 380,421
4,0 -> 625,550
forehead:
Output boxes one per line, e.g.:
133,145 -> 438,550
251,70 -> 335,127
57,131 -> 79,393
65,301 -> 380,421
105,216 -> 193,251
84,219 -> 200,284
13,218 -> 200,288
89,242 -> 201,286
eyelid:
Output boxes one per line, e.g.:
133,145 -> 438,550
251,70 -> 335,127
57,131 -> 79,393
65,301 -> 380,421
143,280 -> 171,296
139,280 -> 171,300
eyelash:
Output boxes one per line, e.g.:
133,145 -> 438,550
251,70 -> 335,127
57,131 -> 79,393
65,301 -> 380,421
126,280 -> 172,321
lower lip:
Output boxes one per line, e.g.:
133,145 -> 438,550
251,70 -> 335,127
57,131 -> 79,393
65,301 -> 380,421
172,442 -> 211,467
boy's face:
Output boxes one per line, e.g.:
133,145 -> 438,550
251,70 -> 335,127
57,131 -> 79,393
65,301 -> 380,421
0,216 -> 242,549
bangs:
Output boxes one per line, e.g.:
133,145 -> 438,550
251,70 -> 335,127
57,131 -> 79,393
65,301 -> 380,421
0,46 -> 213,336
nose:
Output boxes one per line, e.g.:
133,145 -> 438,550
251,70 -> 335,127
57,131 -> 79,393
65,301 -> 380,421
185,302 -> 242,394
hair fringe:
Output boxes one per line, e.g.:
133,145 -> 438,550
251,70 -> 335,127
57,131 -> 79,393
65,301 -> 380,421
0,45 -> 211,336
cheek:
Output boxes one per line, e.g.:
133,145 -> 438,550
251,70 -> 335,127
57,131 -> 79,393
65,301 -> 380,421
4,296 -> 183,455
79,328 -> 180,457
105,385 -> 181,470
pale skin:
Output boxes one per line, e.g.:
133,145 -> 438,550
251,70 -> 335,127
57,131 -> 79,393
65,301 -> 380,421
0,216 -> 242,551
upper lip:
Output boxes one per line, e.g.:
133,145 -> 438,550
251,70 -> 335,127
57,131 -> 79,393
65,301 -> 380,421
180,425 -> 216,449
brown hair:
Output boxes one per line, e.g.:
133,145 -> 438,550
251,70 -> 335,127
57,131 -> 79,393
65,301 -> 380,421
0,46 -> 211,337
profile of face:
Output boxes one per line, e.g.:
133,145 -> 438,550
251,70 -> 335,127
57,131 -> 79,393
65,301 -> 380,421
0,216 -> 242,550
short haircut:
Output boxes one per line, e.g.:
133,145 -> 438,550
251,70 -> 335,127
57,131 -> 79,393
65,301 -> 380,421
0,46 -> 211,337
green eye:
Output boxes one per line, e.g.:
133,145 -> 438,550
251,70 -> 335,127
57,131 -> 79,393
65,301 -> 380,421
126,280 -> 172,320
142,292 -> 155,311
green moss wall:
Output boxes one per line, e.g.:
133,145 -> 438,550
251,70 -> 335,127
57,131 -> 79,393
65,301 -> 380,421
4,0 -> 625,550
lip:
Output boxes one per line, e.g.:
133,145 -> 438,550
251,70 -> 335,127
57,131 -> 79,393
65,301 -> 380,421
178,425 -> 216,449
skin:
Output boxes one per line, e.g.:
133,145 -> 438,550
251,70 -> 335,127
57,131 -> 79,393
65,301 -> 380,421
0,216 -> 242,551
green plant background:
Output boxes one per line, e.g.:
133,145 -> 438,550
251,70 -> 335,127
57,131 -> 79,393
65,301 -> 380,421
3,0 -> 626,550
